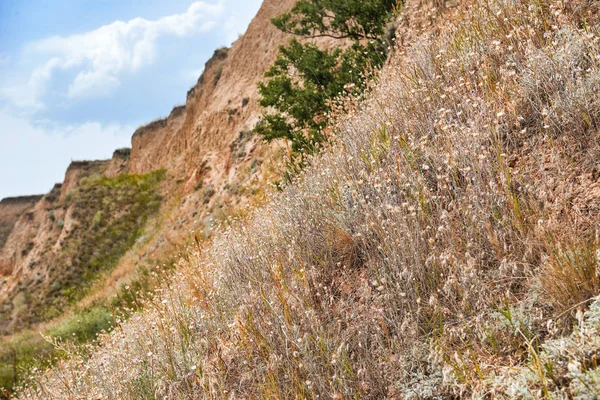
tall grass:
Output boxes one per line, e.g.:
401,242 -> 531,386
16,0 -> 600,398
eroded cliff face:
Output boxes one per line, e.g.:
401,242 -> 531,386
59,160 -> 110,201
130,0 -> 297,185
0,186 -> 63,278
0,0 -> 300,334
0,196 -> 43,258
130,105 -> 187,175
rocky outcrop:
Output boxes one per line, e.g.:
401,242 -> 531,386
105,148 -> 131,177
0,196 -> 42,255
59,160 -> 109,201
130,105 -> 187,175
0,165 -> 99,281
0,194 -> 57,281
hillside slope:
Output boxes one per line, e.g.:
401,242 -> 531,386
0,0 -> 298,336
15,0 -> 600,398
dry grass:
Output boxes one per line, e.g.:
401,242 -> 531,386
541,236 -> 599,322
13,0 -> 600,398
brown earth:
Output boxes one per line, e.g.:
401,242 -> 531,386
0,196 -> 43,268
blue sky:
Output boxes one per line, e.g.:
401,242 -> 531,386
0,0 -> 263,199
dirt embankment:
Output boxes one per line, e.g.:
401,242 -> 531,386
0,196 -> 43,256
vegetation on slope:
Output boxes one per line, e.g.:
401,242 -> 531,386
15,0 -> 600,398
0,170 -> 166,397
0,169 -> 165,331
0,260 -> 176,397
53,171 -> 165,305
0,307 -> 113,396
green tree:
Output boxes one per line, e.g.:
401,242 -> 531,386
272,0 -> 398,40
255,0 -> 399,179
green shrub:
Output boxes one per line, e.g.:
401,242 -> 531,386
46,306 -> 113,344
0,332 -> 54,396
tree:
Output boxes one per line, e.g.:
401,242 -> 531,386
272,0 -> 398,40
255,0 -> 400,180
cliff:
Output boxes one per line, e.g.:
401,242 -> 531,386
129,0 -> 298,186
0,196 -> 42,256
0,0 -> 299,335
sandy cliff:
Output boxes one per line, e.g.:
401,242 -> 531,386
129,0 -> 297,187
0,0 -> 299,334
0,196 -> 43,267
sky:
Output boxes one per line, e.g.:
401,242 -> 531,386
0,0 -> 263,200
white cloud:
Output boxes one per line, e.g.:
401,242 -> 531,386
0,111 -> 135,199
3,1 -> 224,107
2,58 -> 62,110
68,70 -> 121,99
